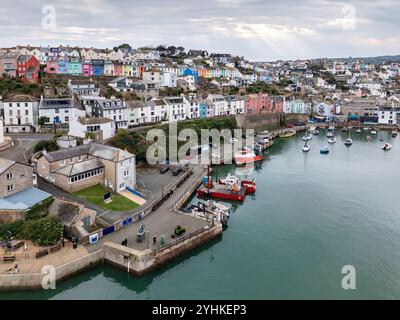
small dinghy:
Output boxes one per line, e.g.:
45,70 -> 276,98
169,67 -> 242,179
320,146 -> 329,154
382,143 -> 392,151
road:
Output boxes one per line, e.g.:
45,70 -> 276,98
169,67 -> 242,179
0,133 -> 54,163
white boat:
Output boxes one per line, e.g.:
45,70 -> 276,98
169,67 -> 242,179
371,130 -> 377,135
344,138 -> 353,146
382,143 -> 392,151
302,133 -> 312,141
302,142 -> 310,152
341,127 -> 348,132
257,130 -> 269,137
328,137 -> 337,144
326,131 -> 334,138
344,127 -> 352,146
355,128 -> 362,133
312,130 -> 320,135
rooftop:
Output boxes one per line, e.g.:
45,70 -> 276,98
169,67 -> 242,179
78,117 -> 113,125
0,158 -> 15,175
42,144 -> 90,162
89,143 -> 134,162
55,158 -> 104,177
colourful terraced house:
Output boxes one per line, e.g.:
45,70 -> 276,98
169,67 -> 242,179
122,64 -> 133,77
113,63 -> 123,77
57,60 -> 69,74
92,59 -> 104,76
46,59 -> 58,74
68,59 -> 82,76
82,62 -> 93,77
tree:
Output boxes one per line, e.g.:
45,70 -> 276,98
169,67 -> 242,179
34,140 -> 59,153
38,116 -> 48,126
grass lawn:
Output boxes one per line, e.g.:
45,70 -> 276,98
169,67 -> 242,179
74,185 -> 139,211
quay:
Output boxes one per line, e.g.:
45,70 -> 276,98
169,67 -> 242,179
0,164 -> 223,291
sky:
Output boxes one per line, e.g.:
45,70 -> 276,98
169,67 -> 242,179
0,0 -> 399,61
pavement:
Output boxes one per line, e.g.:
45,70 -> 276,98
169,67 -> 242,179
0,133 -> 54,163
0,241 -> 89,274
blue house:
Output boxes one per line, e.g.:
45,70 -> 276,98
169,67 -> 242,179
92,59 -> 104,76
199,101 -> 208,118
57,60 -> 69,74
183,68 -> 199,82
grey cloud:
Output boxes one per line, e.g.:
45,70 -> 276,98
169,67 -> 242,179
0,0 -> 399,60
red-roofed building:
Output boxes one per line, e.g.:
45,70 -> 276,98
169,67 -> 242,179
17,55 -> 40,83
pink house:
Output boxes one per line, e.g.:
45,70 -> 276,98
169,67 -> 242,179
82,62 -> 93,77
245,93 -> 269,114
46,58 -> 58,74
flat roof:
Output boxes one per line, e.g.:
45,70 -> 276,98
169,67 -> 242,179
0,187 -> 52,210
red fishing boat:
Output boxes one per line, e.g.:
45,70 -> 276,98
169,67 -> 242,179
233,147 -> 263,166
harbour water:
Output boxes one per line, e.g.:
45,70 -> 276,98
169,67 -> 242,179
2,129 -> 400,299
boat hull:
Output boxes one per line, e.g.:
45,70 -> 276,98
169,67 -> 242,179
234,154 -> 263,166
196,189 -> 245,201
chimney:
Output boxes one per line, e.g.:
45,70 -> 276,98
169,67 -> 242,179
42,148 -> 47,155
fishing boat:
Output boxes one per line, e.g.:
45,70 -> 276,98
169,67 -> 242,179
344,128 -> 353,146
197,176 -> 246,201
187,201 -> 231,226
302,141 -> 310,152
341,127 -> 348,132
371,130 -> 377,135
355,128 -> 362,133
363,127 -> 370,131
392,130 -> 398,138
320,146 -> 329,154
382,143 -> 392,151
218,173 -> 257,194
280,129 -> 296,138
233,147 -> 263,166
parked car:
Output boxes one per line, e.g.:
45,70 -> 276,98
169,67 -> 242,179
172,166 -> 183,176
160,164 -> 169,174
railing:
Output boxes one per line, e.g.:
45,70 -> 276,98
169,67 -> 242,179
83,166 -> 208,245
154,226 -> 210,254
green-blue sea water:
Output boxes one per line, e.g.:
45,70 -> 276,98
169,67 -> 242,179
2,129 -> 400,300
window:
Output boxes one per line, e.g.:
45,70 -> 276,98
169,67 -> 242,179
25,110 -> 29,116
7,185 -> 13,192
78,155 -> 82,161
124,170 -> 129,177
6,172 -> 13,179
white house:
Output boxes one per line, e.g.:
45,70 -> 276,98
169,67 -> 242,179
2,95 -> 39,133
39,97 -> 85,124
226,96 -> 245,115
378,107 -> 398,125
163,96 -> 189,122
284,98 -> 311,114
126,98 -> 167,125
68,117 -> 115,140
205,94 -> 227,116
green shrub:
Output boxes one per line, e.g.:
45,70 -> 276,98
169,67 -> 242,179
0,220 -> 24,240
18,216 -> 63,246
25,197 -> 54,220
